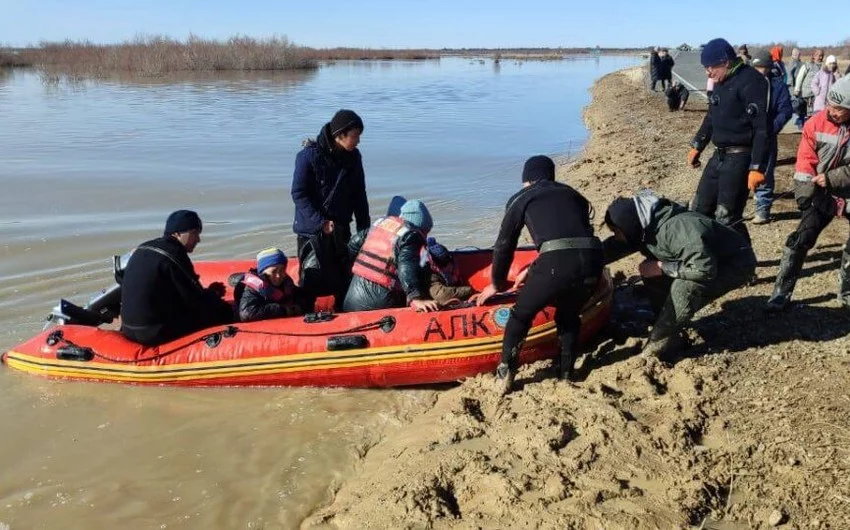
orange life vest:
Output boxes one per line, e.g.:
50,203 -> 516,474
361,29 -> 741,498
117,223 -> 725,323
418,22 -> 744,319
351,216 -> 410,290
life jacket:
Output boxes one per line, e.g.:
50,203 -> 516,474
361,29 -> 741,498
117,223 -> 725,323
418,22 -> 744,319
241,271 -> 293,302
351,216 -> 410,290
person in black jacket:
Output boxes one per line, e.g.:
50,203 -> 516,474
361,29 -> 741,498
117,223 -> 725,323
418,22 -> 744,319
649,49 -> 661,91
657,49 -> 675,90
236,248 -> 310,322
291,109 -> 370,309
687,38 -> 770,243
120,210 -> 233,346
665,81 -> 690,111
343,200 -> 440,313
477,156 -> 604,394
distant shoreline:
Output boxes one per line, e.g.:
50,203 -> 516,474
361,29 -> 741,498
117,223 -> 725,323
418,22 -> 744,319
1,37 -> 648,79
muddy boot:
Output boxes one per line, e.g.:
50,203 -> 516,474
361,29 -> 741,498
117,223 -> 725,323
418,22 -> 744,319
838,251 -> 850,309
765,248 -> 807,312
495,362 -> 514,396
557,332 -> 578,381
643,299 -> 684,361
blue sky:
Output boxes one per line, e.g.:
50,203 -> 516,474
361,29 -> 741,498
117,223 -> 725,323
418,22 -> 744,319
2,0 -> 847,49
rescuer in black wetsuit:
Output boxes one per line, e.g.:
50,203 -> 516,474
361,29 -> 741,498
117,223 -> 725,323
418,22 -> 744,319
687,38 -> 770,243
477,156 -> 604,394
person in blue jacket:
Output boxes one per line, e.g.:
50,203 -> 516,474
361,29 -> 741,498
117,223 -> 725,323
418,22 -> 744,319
291,109 -> 370,308
751,49 -> 794,224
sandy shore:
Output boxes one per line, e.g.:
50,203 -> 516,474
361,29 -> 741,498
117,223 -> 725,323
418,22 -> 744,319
303,67 -> 850,529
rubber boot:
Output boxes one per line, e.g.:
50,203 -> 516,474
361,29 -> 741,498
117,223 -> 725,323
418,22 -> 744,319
557,332 -> 578,381
765,248 -> 807,312
838,251 -> 850,309
495,362 -> 515,396
642,298 -> 684,361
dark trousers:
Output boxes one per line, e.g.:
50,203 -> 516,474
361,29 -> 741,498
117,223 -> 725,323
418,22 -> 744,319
296,223 -> 353,311
641,257 -> 756,339
785,195 -> 850,252
692,149 -> 752,243
651,78 -> 669,91
501,249 -> 602,369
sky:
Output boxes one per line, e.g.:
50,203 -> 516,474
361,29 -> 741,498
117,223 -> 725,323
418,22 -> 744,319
2,0 -> 847,49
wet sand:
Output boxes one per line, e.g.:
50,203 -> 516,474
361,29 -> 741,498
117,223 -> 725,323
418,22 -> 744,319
306,67 -> 850,529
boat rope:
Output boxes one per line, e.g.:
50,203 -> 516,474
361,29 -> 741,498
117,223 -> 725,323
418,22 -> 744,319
45,315 -> 396,364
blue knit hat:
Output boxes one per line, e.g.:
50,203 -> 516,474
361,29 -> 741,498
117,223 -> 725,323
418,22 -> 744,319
256,247 -> 287,273
426,237 -> 451,266
399,200 -> 433,233
701,38 -> 737,67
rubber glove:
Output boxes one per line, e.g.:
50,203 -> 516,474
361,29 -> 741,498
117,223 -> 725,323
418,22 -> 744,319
687,148 -> 701,168
747,170 -> 766,191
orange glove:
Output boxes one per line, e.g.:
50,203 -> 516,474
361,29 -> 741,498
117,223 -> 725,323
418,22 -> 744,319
687,148 -> 701,168
747,170 -> 766,191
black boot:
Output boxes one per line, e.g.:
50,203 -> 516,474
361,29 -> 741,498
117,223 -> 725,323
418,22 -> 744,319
766,248 -> 807,312
557,332 -> 578,381
839,251 -> 850,309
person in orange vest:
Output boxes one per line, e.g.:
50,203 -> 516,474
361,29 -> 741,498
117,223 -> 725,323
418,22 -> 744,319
343,200 -> 440,312
235,248 -> 310,322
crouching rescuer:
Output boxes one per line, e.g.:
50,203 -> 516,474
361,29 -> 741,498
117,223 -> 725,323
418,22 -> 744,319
603,190 -> 756,359
476,156 -> 604,394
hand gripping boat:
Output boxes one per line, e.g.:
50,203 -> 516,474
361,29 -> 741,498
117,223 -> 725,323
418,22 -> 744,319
1,248 -> 613,387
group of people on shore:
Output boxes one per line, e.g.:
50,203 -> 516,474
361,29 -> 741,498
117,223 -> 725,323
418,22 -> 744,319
668,38 -> 850,314
116,38 -> 850,394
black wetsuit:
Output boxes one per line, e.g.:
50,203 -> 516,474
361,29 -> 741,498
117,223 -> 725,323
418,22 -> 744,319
491,180 -> 603,377
691,61 -> 770,242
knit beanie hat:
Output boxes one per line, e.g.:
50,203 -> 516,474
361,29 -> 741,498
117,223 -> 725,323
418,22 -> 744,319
164,210 -> 202,235
701,38 -> 737,67
399,200 -> 433,234
426,237 -> 451,267
256,247 -> 288,274
751,49 -> 773,69
827,75 -> 850,109
604,198 -> 643,247
825,55 -> 837,65
329,109 -> 364,136
521,155 -> 556,183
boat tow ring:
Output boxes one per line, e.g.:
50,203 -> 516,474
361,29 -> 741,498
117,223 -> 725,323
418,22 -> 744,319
205,326 -> 238,349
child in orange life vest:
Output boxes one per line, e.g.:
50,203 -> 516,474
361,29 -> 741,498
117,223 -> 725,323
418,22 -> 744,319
422,238 -> 474,305
236,248 -> 309,322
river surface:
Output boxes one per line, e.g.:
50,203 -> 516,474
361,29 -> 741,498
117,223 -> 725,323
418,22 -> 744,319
0,55 -> 639,528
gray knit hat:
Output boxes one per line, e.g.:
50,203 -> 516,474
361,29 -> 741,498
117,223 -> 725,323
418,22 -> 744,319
399,200 -> 433,234
827,76 -> 850,109
751,49 -> 773,68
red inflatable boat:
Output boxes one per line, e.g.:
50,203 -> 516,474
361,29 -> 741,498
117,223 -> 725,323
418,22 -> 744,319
2,249 -> 613,387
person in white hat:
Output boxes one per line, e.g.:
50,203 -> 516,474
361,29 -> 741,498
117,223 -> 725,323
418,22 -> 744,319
812,55 -> 840,112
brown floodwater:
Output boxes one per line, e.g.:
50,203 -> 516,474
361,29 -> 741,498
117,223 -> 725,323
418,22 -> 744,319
0,55 -> 639,528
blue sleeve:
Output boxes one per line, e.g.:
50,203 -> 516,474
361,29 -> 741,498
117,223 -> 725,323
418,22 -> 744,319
772,82 -> 793,135
291,150 -> 325,233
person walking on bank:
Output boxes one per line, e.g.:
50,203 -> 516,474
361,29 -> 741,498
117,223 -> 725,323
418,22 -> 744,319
788,48 -> 803,89
291,109 -> 370,309
657,49 -> 675,91
476,156 -> 603,393
812,55 -> 840,113
120,210 -> 234,346
766,77 -> 850,312
649,49 -> 661,91
751,49 -> 794,224
687,38 -> 770,243
603,190 -> 756,359
737,44 -> 752,65
794,49 -> 825,126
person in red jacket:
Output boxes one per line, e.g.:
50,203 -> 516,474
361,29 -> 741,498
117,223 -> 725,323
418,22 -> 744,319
766,76 -> 850,311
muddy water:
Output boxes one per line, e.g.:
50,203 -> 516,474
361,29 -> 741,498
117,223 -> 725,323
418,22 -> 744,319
0,55 -> 639,528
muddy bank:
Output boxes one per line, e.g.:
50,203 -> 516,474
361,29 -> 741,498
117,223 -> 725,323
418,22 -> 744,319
304,67 -> 850,529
